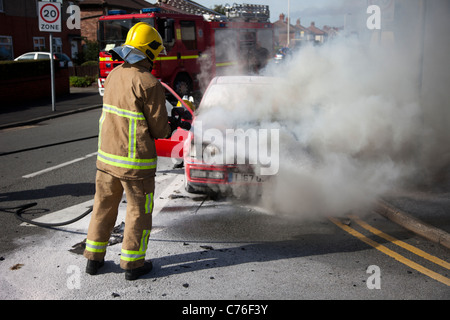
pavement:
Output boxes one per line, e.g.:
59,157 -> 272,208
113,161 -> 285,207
1,85 -> 449,250
0,85 -> 102,130
376,180 -> 450,249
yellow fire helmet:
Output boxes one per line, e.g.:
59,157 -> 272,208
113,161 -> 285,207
111,22 -> 166,64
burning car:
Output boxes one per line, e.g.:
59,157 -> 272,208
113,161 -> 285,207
182,76 -> 282,196
156,76 -> 298,197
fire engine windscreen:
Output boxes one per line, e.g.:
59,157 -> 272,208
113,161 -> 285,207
198,28 -> 273,91
99,18 -> 155,51
195,1 -> 450,218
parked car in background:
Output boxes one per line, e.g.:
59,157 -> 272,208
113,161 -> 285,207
274,47 -> 291,64
14,52 -> 73,68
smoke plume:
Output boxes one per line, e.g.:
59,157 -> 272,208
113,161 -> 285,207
260,39 -> 422,217
194,1 -> 450,218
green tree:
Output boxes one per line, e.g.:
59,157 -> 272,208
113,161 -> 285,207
213,5 -> 226,15
74,39 -> 100,65
83,39 -> 100,62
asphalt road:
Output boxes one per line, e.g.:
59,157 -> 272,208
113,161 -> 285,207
0,110 -> 449,301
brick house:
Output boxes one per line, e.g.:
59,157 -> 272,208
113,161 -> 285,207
273,13 -> 292,48
293,18 -> 313,46
79,0 -> 153,42
273,13 -> 312,48
0,0 -> 82,60
307,21 -> 327,44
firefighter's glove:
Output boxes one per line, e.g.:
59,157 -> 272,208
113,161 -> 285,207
172,107 -> 192,121
168,117 -> 191,133
168,116 -> 180,135
170,107 -> 191,133
179,121 -> 191,131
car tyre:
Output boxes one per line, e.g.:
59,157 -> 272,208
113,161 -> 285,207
185,182 -> 198,193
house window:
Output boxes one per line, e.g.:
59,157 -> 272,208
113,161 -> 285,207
0,36 -> 13,60
33,37 -> 46,51
53,37 -> 62,53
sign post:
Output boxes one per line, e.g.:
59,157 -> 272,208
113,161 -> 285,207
38,1 -> 61,112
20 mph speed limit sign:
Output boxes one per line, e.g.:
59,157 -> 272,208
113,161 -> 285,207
38,1 -> 61,32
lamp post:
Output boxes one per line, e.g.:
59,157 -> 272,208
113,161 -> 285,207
287,0 -> 290,47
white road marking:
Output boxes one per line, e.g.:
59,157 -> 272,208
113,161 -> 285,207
22,152 -> 98,178
152,174 -> 184,217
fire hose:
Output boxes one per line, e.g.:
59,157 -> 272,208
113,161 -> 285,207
7,203 -> 93,228
6,109 -> 189,228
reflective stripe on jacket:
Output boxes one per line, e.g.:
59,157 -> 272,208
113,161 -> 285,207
98,60 -> 171,180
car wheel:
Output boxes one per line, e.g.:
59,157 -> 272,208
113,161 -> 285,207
185,182 -> 198,193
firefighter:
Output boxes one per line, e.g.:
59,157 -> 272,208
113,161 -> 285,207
247,42 -> 269,74
83,22 -> 188,280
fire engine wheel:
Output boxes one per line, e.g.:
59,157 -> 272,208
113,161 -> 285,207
173,74 -> 193,97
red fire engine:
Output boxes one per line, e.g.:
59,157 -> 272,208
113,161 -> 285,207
97,0 -> 273,97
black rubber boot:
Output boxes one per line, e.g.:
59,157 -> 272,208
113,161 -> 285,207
125,261 -> 153,281
85,259 -> 105,275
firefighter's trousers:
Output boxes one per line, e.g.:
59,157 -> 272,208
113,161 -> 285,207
83,170 -> 155,270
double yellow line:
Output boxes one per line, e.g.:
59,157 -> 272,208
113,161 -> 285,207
329,215 -> 450,287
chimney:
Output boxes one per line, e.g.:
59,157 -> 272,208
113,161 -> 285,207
296,19 -> 301,27
279,13 -> 285,22
311,22 -> 315,27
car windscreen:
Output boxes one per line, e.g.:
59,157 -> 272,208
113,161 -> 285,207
197,78 -> 294,130
200,83 -> 272,111
56,53 -> 70,61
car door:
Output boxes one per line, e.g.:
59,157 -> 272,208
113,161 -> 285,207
155,82 -> 194,159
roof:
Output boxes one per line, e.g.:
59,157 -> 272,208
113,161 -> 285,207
78,0 -> 152,10
273,14 -> 294,34
294,19 -> 310,33
273,15 -> 311,34
307,22 -> 326,35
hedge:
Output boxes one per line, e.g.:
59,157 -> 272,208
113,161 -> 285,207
70,75 -> 96,87
0,60 -> 58,81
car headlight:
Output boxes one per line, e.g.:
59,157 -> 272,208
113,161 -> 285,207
203,144 -> 222,164
189,139 -> 223,164
204,144 -> 219,158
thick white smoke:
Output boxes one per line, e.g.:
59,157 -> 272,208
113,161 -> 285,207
261,39 -> 423,217
193,1 -> 450,218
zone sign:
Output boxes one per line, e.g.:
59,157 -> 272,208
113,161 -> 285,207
38,2 -> 62,32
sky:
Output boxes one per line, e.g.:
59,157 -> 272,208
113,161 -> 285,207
191,0 -> 365,28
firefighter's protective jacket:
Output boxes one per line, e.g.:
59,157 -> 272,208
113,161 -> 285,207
97,59 -> 171,180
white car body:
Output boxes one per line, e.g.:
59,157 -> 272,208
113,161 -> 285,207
14,52 -> 73,68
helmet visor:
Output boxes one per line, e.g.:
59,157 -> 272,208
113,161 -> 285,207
110,45 -> 147,64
